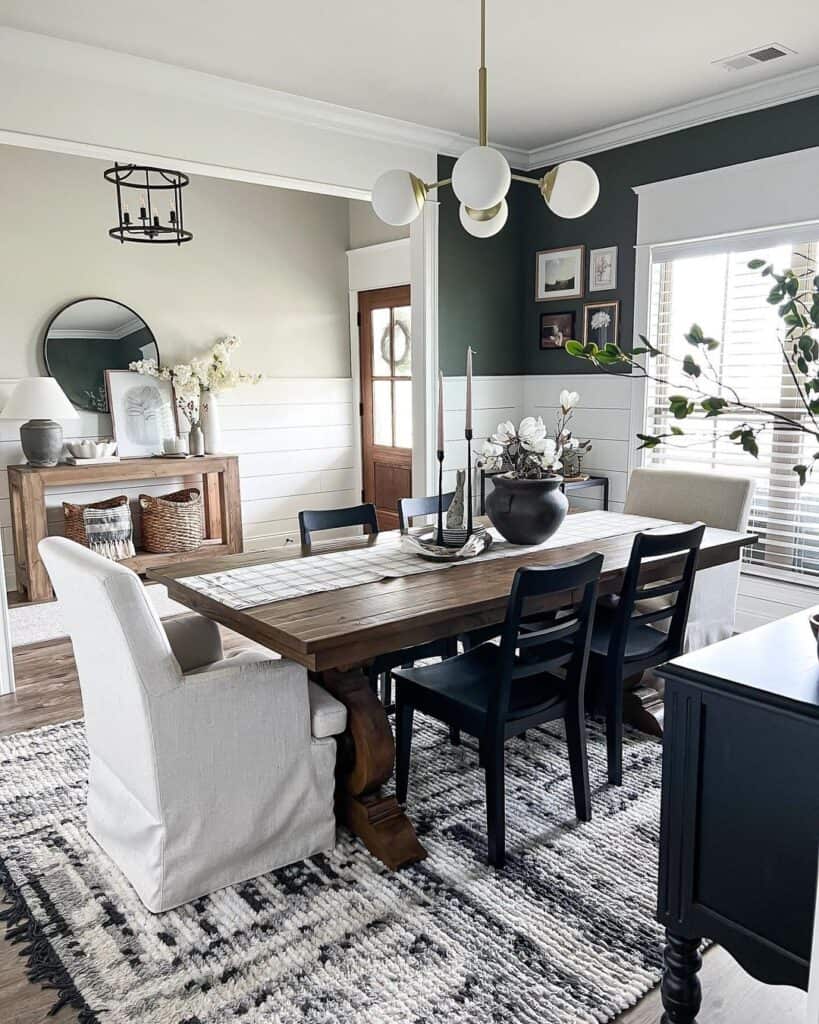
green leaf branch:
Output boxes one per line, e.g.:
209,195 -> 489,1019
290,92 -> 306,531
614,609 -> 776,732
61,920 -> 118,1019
565,257 -> 819,485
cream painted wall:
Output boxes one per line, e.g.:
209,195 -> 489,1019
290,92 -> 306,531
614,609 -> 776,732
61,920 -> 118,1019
0,144 -> 351,378
348,199 -> 409,250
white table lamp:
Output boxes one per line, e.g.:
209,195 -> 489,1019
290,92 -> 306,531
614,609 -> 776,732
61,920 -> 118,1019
0,377 -> 79,466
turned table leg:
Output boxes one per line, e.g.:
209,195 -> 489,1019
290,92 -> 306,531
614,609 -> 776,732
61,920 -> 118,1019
316,667 -> 427,870
661,930 -> 702,1023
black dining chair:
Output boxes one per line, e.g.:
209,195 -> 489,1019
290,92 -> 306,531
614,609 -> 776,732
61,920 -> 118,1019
297,502 -> 456,712
397,493 -> 455,534
392,552 -> 604,867
298,503 -> 379,547
589,522 -> 705,787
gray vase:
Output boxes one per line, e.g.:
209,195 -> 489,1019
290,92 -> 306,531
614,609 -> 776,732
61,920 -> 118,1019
20,418 -> 63,467
189,423 -> 205,457
485,474 -> 568,545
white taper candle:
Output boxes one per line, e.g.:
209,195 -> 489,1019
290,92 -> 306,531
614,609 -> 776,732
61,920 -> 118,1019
437,371 -> 445,453
465,347 -> 473,433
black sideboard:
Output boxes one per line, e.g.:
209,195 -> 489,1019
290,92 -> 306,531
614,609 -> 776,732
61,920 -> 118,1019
657,606 -> 819,1022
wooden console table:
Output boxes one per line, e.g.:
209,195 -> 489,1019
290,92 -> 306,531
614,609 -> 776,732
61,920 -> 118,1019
656,607 -> 819,1022
8,455 -> 242,602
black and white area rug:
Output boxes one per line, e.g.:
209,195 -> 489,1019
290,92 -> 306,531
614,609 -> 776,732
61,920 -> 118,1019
0,717 -> 664,1023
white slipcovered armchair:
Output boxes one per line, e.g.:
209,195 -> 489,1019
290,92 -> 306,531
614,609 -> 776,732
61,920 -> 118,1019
624,467 -> 755,649
39,537 -> 346,913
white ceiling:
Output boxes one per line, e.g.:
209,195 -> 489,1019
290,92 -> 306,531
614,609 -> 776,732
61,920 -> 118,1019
1,0 -> 818,151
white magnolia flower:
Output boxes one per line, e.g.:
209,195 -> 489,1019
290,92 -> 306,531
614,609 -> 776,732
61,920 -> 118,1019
518,415 -> 547,448
491,420 -> 516,444
535,437 -> 562,471
480,439 -> 505,471
559,389 -> 580,414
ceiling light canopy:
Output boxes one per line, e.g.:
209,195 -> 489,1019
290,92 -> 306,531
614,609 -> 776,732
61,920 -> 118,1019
371,0 -> 599,238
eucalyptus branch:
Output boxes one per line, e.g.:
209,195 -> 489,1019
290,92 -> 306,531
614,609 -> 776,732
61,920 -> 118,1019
612,353 -> 816,437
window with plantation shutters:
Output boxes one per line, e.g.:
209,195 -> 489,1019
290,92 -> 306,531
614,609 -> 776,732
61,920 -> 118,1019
643,238 -> 819,585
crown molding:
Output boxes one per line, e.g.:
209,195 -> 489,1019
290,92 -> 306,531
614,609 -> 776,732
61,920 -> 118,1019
525,63 -> 819,169
0,28 -> 529,170
2,27 -> 819,176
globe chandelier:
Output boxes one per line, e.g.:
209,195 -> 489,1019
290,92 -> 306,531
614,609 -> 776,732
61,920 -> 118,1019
371,0 -> 600,238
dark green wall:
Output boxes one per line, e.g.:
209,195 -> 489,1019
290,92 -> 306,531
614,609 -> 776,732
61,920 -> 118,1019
437,154 -> 527,376
437,94 -> 819,377
522,94 -> 819,375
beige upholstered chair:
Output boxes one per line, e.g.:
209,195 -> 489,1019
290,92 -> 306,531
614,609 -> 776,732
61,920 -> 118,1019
39,537 -> 347,913
624,468 -> 755,648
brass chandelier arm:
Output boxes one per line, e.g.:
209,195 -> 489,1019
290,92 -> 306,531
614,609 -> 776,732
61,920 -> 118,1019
424,177 -> 453,191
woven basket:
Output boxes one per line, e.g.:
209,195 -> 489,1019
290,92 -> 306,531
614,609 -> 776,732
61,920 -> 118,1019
63,495 -> 130,547
139,488 -> 203,554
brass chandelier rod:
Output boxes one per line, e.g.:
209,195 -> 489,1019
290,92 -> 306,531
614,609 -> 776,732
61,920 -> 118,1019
479,0 -> 488,146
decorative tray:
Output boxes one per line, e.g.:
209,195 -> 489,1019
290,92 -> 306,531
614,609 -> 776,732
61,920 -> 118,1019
64,455 -> 121,466
400,525 -> 492,562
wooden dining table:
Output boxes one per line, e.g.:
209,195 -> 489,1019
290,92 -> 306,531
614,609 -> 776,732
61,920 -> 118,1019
148,513 -> 756,871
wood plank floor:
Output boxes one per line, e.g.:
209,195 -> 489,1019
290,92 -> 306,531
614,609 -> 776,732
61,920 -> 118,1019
0,633 -> 808,1023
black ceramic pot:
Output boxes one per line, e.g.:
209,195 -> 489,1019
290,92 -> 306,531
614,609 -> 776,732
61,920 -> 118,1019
485,474 -> 568,545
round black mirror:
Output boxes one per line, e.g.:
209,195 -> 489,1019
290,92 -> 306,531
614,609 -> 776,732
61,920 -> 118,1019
43,298 -> 159,413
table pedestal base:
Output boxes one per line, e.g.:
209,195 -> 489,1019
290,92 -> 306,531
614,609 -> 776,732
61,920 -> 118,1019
316,667 -> 427,870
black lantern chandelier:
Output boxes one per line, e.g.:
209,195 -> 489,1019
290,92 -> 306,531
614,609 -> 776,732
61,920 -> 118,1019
104,163 -> 193,244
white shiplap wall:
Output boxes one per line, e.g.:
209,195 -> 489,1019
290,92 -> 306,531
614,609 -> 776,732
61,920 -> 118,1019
524,373 -> 633,512
0,377 -> 357,591
442,375 -> 522,493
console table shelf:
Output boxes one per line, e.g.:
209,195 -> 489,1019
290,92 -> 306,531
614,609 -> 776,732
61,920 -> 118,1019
8,455 -> 243,603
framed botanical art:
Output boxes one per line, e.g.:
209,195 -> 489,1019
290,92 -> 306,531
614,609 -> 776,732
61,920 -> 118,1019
583,300 -> 620,347
535,245 -> 585,301
589,246 -> 617,291
105,370 -> 178,458
539,311 -> 575,349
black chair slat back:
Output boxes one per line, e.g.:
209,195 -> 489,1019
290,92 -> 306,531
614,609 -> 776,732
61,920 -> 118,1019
610,522 -> 705,665
491,552 -> 604,722
298,503 -> 379,547
397,493 -> 456,533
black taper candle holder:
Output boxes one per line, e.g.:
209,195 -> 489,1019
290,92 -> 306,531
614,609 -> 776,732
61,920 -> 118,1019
436,449 -> 445,545
465,428 -> 474,536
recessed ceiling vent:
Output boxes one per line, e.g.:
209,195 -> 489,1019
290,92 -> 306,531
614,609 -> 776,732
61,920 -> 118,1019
714,43 -> 796,72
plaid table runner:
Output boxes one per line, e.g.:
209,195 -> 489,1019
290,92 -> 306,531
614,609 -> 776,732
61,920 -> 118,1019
178,511 -> 674,611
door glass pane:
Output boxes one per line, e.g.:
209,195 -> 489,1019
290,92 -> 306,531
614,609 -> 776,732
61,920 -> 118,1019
371,307 -> 392,376
393,306 -> 412,376
394,379 -> 412,449
373,380 -> 393,446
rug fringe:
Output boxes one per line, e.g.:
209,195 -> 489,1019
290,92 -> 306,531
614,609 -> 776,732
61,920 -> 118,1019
0,857 -> 99,1023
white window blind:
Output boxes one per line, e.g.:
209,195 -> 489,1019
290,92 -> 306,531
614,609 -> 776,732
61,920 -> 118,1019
644,238 -> 819,585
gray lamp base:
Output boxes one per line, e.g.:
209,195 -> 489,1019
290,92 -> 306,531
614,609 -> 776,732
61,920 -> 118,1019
20,419 -> 64,467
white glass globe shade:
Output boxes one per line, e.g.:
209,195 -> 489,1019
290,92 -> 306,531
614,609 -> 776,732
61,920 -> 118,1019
452,146 -> 511,211
544,160 -> 600,218
371,170 -> 426,226
459,199 -> 508,239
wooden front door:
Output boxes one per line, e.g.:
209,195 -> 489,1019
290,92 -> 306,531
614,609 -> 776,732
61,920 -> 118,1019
359,285 -> 412,531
